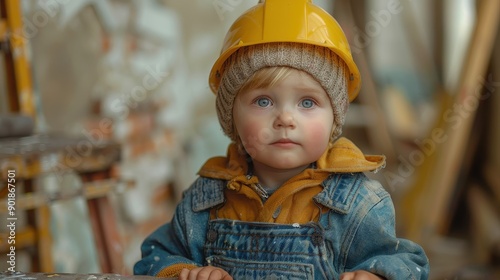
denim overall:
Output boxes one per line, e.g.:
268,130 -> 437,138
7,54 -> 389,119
204,220 -> 330,279
134,173 -> 430,279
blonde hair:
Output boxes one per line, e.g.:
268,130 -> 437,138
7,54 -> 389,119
238,66 -> 294,94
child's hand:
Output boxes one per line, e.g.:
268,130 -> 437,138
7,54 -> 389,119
178,266 -> 233,280
340,270 -> 384,280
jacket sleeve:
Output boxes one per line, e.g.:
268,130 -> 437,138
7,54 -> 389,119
133,183 -> 210,277
342,193 -> 430,280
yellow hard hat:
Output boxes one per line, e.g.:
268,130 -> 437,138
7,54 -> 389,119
209,0 -> 361,101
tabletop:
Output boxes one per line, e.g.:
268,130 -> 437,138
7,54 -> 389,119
0,272 -> 175,280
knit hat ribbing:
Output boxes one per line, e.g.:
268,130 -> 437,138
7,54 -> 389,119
216,42 -> 349,142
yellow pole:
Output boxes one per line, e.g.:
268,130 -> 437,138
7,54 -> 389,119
4,0 -> 36,118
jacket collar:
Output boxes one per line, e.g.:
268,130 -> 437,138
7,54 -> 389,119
315,173 -> 364,214
198,137 -> 385,180
190,172 -> 368,214
316,137 -> 386,173
191,178 -> 226,212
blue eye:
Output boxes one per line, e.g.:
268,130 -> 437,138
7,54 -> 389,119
256,97 -> 271,107
301,99 -> 314,108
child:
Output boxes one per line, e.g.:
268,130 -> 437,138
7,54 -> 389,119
134,0 -> 429,279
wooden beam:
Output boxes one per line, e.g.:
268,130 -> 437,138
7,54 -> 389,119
0,179 -> 133,213
0,19 -> 7,39
484,164 -> 500,205
1,0 -> 36,117
467,184 -> 500,263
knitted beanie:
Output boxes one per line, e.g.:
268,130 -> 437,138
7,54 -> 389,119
216,42 -> 349,142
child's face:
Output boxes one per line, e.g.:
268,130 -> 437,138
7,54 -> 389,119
233,68 -> 334,171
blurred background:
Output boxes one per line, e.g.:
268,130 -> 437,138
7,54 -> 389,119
0,0 -> 499,279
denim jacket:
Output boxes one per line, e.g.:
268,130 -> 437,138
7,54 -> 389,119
134,138 -> 429,279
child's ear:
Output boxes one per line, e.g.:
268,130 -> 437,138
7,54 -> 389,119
329,123 -> 337,141
231,125 -> 245,155
235,138 -> 248,156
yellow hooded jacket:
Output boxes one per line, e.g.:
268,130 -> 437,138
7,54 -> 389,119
198,137 -> 385,225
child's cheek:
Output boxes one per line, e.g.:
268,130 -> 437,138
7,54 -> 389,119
239,120 -> 271,154
305,121 -> 332,149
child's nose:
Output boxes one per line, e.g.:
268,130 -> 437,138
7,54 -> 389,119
273,110 -> 296,129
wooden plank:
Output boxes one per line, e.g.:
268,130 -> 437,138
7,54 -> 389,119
87,199 -> 111,273
467,184 -> 500,263
353,46 -> 398,162
0,179 -> 133,213
0,134 -> 122,180
36,205 -> 54,272
0,226 -> 35,251
96,196 -> 125,273
86,196 -> 125,273
486,32 -> 500,175
83,175 -> 127,273
400,0 -> 500,243
0,19 -> 7,40
3,0 -> 36,117
484,165 -> 500,205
